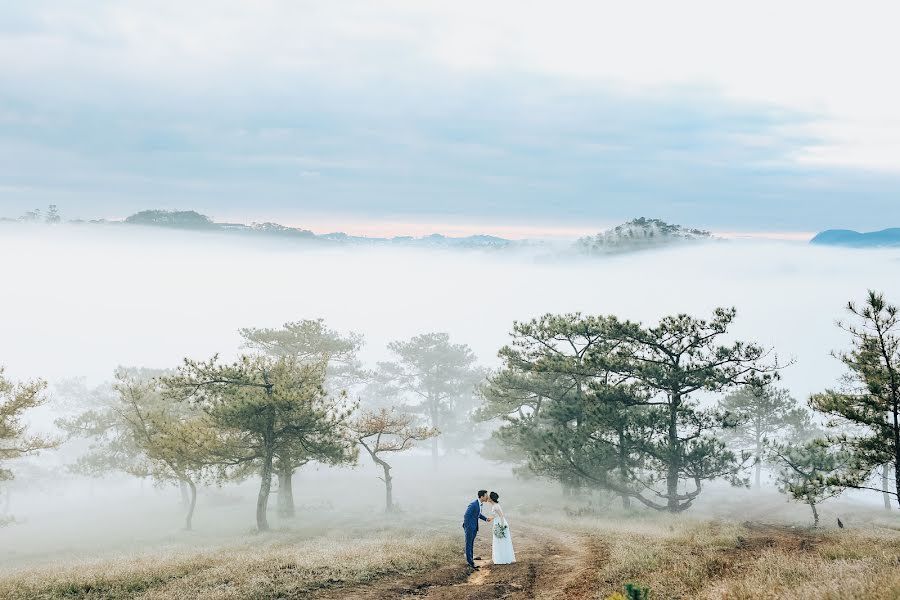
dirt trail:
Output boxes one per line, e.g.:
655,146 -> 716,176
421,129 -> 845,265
314,524 -> 607,600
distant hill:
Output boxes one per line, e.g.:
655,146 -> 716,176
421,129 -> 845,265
125,209 -> 218,229
575,218 -> 712,255
117,209 -> 514,248
810,228 -> 900,248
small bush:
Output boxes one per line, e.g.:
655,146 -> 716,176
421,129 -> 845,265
606,583 -> 651,600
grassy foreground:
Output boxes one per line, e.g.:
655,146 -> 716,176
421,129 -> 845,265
2,516 -> 899,599
572,516 -> 900,600
0,526 -> 458,600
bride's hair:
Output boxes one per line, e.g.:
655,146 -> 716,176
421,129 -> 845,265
489,491 -> 500,503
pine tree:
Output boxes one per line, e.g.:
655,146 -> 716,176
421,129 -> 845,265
163,354 -> 356,531
718,381 -> 807,488
239,319 -> 364,517
483,308 -> 779,512
1,367 -> 57,524
602,308 -> 780,511
809,292 -> 900,508
768,433 -> 848,527
57,368 -> 216,530
378,333 -> 483,464
479,313 -> 641,505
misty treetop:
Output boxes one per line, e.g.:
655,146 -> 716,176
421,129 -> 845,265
239,318 -> 367,390
375,332 -> 485,461
575,217 -> 712,255
717,381 -> 809,488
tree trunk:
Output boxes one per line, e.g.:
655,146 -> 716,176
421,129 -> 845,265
883,465 -> 893,510
893,457 -> 900,510
179,479 -> 190,508
382,462 -> 393,512
277,463 -> 295,519
257,449 -> 274,531
618,427 -> 631,509
754,434 -> 762,489
256,414 -> 275,532
429,400 -> 439,465
808,497 -> 819,527
184,479 -> 197,531
666,394 -> 681,512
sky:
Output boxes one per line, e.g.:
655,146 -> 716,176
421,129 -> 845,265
1,1 -> 899,237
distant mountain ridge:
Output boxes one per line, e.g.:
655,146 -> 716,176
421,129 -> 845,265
810,228 -> 900,248
122,209 -> 515,248
4,207 -> 723,255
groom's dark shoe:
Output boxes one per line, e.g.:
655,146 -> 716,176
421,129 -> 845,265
469,564 -> 480,570
473,556 -> 482,561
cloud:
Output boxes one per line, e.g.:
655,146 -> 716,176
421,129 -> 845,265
0,1 -> 898,231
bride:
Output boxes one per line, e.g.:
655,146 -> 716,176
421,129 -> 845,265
487,491 -> 516,564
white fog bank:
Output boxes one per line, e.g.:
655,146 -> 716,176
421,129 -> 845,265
2,224 -> 899,404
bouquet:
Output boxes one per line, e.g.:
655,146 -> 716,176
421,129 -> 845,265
493,521 -> 508,539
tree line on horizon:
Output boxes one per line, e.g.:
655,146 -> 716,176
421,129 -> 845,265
1,294 -> 898,530
5,205 -> 728,253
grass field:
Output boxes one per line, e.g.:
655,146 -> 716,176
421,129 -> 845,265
0,524 -> 458,600
2,511 -> 898,599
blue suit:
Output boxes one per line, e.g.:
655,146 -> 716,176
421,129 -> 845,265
462,499 -> 488,567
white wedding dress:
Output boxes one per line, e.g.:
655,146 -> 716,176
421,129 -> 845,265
490,503 -> 516,564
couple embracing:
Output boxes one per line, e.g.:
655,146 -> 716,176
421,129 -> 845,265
462,490 -> 516,570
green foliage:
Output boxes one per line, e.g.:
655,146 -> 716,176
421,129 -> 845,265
606,584 -> 651,600
479,313 -> 641,499
162,354 -> 357,530
809,291 -> 900,508
768,431 -> 849,526
239,319 -> 365,517
624,583 -> 651,600
56,368 -> 216,529
482,308 -> 778,512
0,367 -> 56,486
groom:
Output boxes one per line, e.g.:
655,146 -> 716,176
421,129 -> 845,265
462,490 -> 493,569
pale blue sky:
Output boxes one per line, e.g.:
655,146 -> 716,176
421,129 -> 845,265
1,1 -> 899,236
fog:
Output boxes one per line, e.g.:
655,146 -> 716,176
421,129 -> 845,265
2,224 -> 899,570
4,225 -> 899,395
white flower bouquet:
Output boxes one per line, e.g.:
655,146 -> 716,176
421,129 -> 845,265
493,521 -> 508,539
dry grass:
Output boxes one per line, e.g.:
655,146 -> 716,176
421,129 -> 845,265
551,514 -> 900,600
3,510 -> 899,600
0,525 -> 458,599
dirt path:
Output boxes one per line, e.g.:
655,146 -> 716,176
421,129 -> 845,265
314,524 -> 607,600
